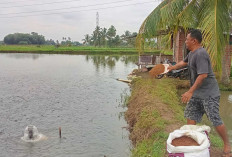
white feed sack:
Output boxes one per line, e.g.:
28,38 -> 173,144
167,129 -> 210,157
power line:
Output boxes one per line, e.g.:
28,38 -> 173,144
0,0 -> 82,9
0,0 -> 45,5
0,1 -> 158,19
0,0 -> 140,16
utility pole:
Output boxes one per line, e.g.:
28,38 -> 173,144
96,12 -> 99,27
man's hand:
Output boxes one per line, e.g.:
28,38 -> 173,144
181,91 -> 193,103
168,61 -> 188,72
181,73 -> 207,104
167,65 -> 174,72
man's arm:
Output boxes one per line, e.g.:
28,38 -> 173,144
168,61 -> 188,71
181,73 -> 208,103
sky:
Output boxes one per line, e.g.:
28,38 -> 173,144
0,0 -> 162,42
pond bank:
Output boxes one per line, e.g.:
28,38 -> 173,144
125,75 -> 224,157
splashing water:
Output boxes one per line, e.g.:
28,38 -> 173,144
21,125 -> 47,142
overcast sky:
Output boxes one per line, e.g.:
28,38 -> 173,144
0,0 -> 162,42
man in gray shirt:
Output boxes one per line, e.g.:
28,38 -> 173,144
168,29 -> 231,156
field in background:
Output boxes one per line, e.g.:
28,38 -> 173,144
0,45 -> 170,55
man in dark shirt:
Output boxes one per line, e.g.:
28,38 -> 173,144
168,29 -> 231,156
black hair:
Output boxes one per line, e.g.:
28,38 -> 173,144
189,29 -> 202,43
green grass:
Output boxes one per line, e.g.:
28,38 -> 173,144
0,45 -> 161,55
218,66 -> 232,91
153,79 -> 185,122
128,77 -> 225,156
132,132 -> 169,157
219,81 -> 232,91
161,49 -> 173,55
134,109 -> 167,130
201,115 -> 224,149
120,89 -> 131,108
130,78 -> 185,122
127,78 -> 186,157
209,134 -> 224,148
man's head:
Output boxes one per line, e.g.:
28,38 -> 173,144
185,29 -> 202,51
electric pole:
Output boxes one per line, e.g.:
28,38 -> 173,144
96,12 -> 99,27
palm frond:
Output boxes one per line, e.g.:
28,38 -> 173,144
198,0 -> 231,74
178,0 -> 200,29
160,0 -> 189,29
136,0 -> 170,54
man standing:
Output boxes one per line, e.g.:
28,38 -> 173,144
168,29 -> 231,157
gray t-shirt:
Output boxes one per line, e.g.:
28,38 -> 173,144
184,47 -> 220,99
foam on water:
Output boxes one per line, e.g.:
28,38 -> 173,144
21,125 -> 47,142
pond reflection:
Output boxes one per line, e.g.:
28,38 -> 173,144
85,55 -> 138,71
3,53 -> 42,60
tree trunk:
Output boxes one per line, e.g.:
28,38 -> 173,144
220,45 -> 231,85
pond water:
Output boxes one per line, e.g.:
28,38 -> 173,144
220,91 -> 232,144
0,53 -> 138,157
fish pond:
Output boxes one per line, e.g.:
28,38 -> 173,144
0,53 -> 138,157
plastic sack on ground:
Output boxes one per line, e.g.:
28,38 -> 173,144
167,129 -> 210,157
180,125 -> 211,133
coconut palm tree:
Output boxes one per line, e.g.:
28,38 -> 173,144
100,27 -> 107,47
137,0 -> 232,83
82,34 -> 90,45
92,26 -> 101,47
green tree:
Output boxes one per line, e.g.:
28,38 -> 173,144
45,39 -> 56,45
91,26 -> 101,47
113,35 -> 121,47
100,27 -> 107,47
121,30 -> 131,46
107,25 -> 117,47
4,32 -> 45,45
121,31 -> 137,47
82,34 -> 91,45
107,25 -> 116,39
137,0 -> 232,83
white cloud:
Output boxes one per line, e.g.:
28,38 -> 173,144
0,0 -> 161,42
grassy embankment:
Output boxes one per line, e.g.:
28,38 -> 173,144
0,45 -> 163,55
218,67 -> 232,91
125,77 -> 224,157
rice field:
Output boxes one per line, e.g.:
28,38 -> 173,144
0,45 -> 163,55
